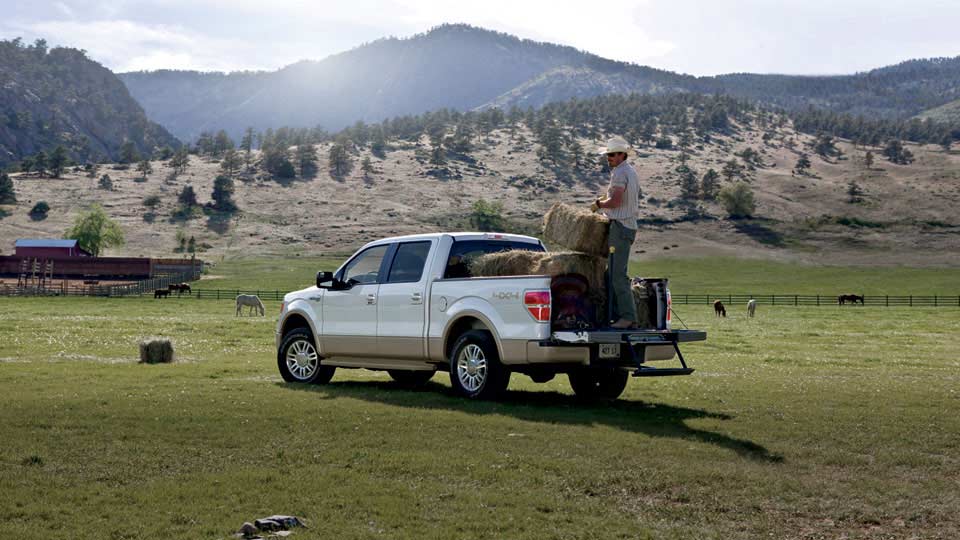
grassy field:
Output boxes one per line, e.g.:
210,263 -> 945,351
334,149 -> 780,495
198,255 -> 960,295
2,260 -> 960,539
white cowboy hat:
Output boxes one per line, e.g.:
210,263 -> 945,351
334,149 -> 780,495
597,136 -> 634,156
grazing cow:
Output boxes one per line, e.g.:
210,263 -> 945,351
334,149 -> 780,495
236,294 -> 265,316
713,300 -> 726,317
747,299 -> 757,317
154,289 -> 170,299
838,294 -> 864,305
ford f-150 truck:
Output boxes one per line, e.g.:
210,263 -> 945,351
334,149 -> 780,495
276,232 -> 706,400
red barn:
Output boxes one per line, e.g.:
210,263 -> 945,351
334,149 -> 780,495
15,239 -> 92,258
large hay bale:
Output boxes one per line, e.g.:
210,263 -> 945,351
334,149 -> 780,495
139,338 -> 175,364
542,203 -> 610,257
469,250 -> 544,278
471,250 -> 607,294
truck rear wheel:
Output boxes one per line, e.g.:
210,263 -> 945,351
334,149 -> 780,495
568,368 -> 628,401
449,330 -> 510,400
388,369 -> 435,388
278,328 -> 335,384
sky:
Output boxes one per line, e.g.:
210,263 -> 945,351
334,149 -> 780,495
3,0 -> 960,76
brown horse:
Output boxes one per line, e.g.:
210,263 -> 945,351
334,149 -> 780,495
713,300 -> 726,317
838,294 -> 864,305
167,282 -> 192,295
154,289 -> 170,299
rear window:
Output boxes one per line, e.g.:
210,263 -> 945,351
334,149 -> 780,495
444,240 -> 544,279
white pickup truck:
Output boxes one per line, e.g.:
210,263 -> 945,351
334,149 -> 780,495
276,232 -> 706,400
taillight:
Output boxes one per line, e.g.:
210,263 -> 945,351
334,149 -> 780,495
666,292 -> 672,326
280,302 -> 286,315
524,290 -> 551,322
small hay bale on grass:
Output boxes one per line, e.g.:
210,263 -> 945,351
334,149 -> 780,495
139,338 -> 175,364
542,203 -> 609,257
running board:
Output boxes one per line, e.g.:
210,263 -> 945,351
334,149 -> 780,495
632,366 -> 695,377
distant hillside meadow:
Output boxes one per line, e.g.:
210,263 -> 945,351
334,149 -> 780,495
2,90 -> 958,267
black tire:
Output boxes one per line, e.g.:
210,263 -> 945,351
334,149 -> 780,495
277,328 -> 335,384
387,369 -> 436,388
568,368 -> 629,401
448,330 -> 510,400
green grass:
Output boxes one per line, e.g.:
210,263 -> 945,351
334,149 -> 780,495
199,255 -> 960,297
2,285 -> 960,539
636,257 -> 960,295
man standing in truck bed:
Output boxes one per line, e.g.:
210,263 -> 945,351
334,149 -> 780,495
592,136 -> 640,329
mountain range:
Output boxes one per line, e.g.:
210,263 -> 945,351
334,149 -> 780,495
118,24 -> 960,141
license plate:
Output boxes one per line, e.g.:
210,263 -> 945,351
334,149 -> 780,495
599,344 -> 620,359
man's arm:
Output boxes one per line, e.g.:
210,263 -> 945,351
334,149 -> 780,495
598,186 -> 625,209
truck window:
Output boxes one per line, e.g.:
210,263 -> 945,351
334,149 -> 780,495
444,240 -> 545,279
342,244 -> 390,285
386,241 -> 431,283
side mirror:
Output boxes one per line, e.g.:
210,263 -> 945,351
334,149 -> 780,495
316,271 -> 334,288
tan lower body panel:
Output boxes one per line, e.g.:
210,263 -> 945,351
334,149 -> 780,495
324,357 -> 437,371
525,341 -> 590,365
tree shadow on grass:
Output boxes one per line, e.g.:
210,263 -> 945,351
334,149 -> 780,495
277,380 -> 783,463
732,219 -> 785,247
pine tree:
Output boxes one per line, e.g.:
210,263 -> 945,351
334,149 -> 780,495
700,169 -> 720,201
295,144 -> 317,177
119,141 -> 139,164
178,185 -> 198,207
793,153 -> 812,175
864,150 -> 874,169
721,159 -> 743,182
169,147 -> 190,176
847,181 -> 865,203
210,175 -> 237,212
187,236 -> 196,253
328,143 -> 353,178
33,150 -> 48,177
136,159 -> 153,181
680,167 -> 699,200
219,149 -> 242,178
213,130 -> 234,157
0,172 -> 16,204
48,145 -> 69,178
98,174 -> 113,191
361,156 -> 375,179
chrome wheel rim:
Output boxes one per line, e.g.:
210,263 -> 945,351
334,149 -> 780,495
457,344 -> 487,392
285,339 -> 319,380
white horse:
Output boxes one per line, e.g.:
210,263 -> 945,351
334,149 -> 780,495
747,299 -> 757,318
236,294 -> 265,316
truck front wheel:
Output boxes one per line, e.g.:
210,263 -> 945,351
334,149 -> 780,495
449,330 -> 510,400
568,368 -> 628,401
278,328 -> 335,384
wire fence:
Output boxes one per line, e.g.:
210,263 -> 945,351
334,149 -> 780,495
3,283 -> 958,308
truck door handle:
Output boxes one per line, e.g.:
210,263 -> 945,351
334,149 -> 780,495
367,294 -> 377,305
411,293 -> 422,305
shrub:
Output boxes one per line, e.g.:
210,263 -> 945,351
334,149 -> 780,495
29,201 -> 50,220
718,182 -> 756,218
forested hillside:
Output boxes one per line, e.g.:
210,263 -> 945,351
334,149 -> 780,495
0,38 -> 179,168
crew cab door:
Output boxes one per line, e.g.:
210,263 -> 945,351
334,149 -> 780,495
321,244 -> 390,357
377,240 -> 432,359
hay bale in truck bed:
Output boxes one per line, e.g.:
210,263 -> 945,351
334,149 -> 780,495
470,250 -> 606,295
542,203 -> 610,257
